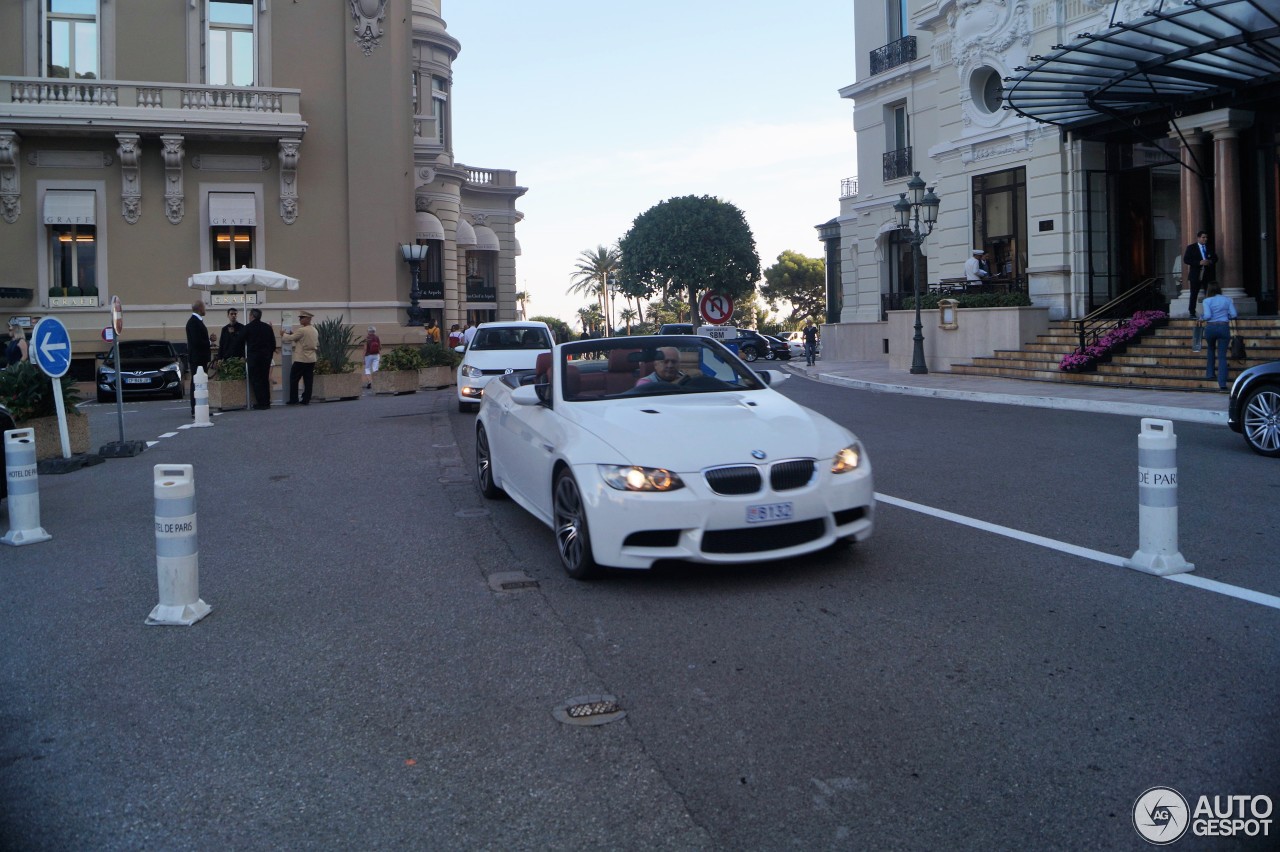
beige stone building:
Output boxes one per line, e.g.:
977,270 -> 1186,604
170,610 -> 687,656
0,0 -> 524,376
823,0 -> 1278,369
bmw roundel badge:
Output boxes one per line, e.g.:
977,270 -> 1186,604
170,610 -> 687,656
751,450 -> 767,460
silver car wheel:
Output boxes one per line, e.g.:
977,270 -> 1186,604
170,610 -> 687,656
1242,386 -> 1280,457
553,471 -> 598,579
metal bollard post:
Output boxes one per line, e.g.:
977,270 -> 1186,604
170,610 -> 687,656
1124,418 -> 1194,576
191,366 -> 214,428
2,428 -> 52,546
146,464 -> 211,626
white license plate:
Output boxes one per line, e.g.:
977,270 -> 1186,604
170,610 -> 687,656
746,502 -> 793,524
124,377 -> 150,384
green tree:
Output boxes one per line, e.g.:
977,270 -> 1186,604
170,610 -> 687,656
618,307 -> 638,335
618,195 -> 761,326
529,314 -> 572,344
760,250 -> 826,325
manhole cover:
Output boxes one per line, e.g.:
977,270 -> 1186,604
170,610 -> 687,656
552,695 -> 625,727
455,507 -> 490,518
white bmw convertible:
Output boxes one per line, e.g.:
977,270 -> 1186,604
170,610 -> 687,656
475,335 -> 875,579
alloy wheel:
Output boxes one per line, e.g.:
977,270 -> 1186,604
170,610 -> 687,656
1243,386 -> 1280,457
553,472 -> 598,579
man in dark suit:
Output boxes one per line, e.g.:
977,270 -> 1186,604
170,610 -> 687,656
1182,230 -> 1216,317
185,299 -> 212,416
243,308 -> 277,409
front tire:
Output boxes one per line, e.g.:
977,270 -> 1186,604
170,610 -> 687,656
740,346 -> 759,362
553,470 -> 600,580
1242,385 -> 1280,457
475,423 -> 505,499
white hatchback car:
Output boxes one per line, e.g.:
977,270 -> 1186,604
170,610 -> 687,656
456,321 -> 555,412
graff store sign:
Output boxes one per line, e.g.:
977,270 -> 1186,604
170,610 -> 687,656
465,276 -> 495,303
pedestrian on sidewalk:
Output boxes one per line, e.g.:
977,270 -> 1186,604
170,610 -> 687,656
243,308 -> 277,409
363,326 -> 381,388
185,300 -> 211,416
282,310 -> 318,405
802,319 -> 820,366
1200,284 -> 1237,390
217,308 -> 246,362
1183,230 -> 1217,317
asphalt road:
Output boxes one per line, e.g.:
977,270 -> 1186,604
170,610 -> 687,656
1,384 -> 1276,851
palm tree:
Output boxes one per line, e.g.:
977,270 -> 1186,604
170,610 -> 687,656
514,290 -> 529,320
619,307 -> 638,335
569,245 -> 619,323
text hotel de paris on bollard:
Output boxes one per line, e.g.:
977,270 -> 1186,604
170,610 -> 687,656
1124,418 -> 1194,576
147,464 -> 211,626
2,428 -> 52,546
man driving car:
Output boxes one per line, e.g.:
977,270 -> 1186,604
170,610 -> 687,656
634,346 -> 683,386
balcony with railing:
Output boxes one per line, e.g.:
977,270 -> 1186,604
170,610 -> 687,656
870,36 -> 917,76
0,77 -> 306,139
840,177 -> 859,198
883,147 -> 913,182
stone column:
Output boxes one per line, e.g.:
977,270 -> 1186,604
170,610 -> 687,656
1199,109 -> 1257,315
1167,128 -> 1208,317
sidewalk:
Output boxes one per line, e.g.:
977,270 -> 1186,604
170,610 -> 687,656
780,358 -> 1229,425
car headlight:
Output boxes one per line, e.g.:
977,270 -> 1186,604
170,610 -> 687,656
99,366 -> 116,377
165,361 -> 182,374
461,365 -> 483,379
599,465 -> 685,492
831,444 -> 862,474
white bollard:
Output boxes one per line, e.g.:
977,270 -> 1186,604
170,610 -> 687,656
190,366 -> 214,427
1125,418 -> 1194,576
146,464 -> 211,626
2,428 -> 52,546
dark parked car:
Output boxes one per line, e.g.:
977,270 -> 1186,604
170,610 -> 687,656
96,339 -> 185,403
0,401 -> 14,502
761,334 -> 794,361
659,323 -> 695,335
723,330 -> 787,363
1228,359 -> 1280,456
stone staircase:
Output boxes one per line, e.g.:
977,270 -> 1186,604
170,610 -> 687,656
951,317 -> 1280,391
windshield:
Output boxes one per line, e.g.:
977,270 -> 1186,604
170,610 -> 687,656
558,336 -> 767,402
469,326 -> 552,351
112,342 -> 177,362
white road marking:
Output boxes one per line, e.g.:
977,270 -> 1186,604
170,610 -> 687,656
876,492 -> 1280,611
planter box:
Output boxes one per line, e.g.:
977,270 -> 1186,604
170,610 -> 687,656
312,371 -> 362,401
206,379 -> 249,411
373,369 -> 418,395
418,365 -> 453,389
21,413 -> 91,460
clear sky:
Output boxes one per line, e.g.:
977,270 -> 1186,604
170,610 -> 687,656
443,1 -> 858,327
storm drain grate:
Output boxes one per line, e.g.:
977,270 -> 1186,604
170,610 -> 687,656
552,695 -> 626,727
487,572 -> 539,593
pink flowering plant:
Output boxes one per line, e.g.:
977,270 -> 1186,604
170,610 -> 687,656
1059,310 -> 1167,372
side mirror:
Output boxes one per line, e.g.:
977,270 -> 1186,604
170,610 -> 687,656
512,384 -> 544,406
454,345 -> 465,354
756,370 -> 789,387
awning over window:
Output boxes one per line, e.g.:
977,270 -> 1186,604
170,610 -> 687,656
1005,0 -> 1280,128
472,225 -> 500,252
415,211 -> 445,242
455,218 -> 478,247
209,192 -> 257,226
512,238 -> 522,257
43,190 -> 95,225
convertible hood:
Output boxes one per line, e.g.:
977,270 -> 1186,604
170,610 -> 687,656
571,392 -> 851,469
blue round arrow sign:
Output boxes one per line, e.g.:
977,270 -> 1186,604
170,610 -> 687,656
31,316 -> 73,379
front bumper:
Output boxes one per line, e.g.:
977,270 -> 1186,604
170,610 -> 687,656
573,460 -> 875,570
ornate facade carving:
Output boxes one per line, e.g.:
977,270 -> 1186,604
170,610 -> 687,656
116,133 -> 142,224
0,132 -> 20,224
279,137 -> 300,224
350,0 -> 388,56
160,135 -> 185,225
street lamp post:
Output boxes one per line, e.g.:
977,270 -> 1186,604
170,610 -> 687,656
893,172 -> 941,375
399,242 -> 430,326
607,274 -> 619,337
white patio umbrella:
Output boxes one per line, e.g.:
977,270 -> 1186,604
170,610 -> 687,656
187,267 -> 301,408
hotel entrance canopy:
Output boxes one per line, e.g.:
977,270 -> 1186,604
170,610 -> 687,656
1004,0 -> 1280,128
